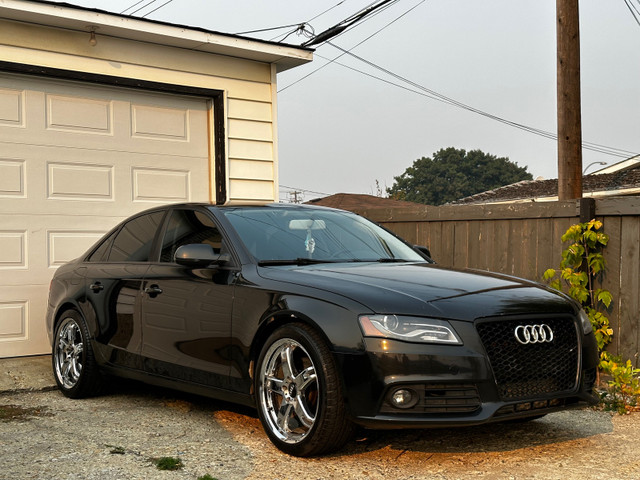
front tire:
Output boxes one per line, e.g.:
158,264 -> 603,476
255,323 -> 354,456
52,309 -> 103,398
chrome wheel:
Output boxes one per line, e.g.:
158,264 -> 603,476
54,316 -> 84,390
258,337 -> 319,444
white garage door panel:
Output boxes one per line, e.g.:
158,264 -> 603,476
0,213 -> 120,286
0,75 -> 209,157
0,158 -> 26,196
0,73 -> 211,357
0,145 -> 208,215
0,87 -> 24,126
0,285 -> 48,358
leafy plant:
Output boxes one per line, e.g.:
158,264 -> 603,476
600,355 -> 640,413
543,219 -> 640,411
543,219 -> 613,356
197,475 -> 218,480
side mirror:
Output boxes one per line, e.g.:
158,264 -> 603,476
174,244 -> 230,267
413,245 -> 434,263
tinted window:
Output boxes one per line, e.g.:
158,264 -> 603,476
108,211 -> 164,262
87,230 -> 117,262
160,209 -> 223,263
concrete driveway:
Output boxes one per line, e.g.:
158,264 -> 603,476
2,356 -> 639,479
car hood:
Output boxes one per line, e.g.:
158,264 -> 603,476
257,262 -> 575,321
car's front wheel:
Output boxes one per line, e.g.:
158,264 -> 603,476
52,309 -> 103,398
255,323 -> 354,456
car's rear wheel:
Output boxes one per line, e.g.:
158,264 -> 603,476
255,323 -> 354,456
52,310 -> 103,398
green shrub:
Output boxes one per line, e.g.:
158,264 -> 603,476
543,219 -> 639,412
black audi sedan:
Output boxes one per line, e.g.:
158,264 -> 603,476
46,203 -> 599,456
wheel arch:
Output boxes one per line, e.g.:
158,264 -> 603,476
51,301 -> 83,337
248,309 -> 330,384
247,294 -> 365,390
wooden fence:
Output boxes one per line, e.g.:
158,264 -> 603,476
354,198 -> 640,365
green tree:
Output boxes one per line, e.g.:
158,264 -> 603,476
387,147 -> 533,205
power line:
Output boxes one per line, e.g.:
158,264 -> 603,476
142,0 -> 174,17
129,0 -> 159,16
302,0 -> 400,46
120,0 -> 147,14
269,1 -> 348,43
278,0 -> 426,92
236,23 -> 306,36
622,0 -> 640,26
322,42 -> 637,158
120,0 -> 173,17
280,184 -> 331,197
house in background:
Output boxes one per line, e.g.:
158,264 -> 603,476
0,0 -> 312,357
452,156 -> 640,205
306,193 -> 422,210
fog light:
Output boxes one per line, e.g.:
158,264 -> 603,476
515,402 -> 532,412
389,388 -> 418,409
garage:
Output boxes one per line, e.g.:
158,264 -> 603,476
0,72 -> 213,356
0,0 -> 312,358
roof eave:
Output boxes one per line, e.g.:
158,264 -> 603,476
0,0 -> 314,72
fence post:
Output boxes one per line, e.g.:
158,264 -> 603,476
579,198 -> 596,223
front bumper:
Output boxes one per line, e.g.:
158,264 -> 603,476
337,321 -> 599,428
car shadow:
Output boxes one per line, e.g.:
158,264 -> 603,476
102,379 -> 613,457
338,410 -> 614,456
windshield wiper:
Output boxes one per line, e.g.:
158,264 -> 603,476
258,258 -> 340,266
375,258 -> 410,263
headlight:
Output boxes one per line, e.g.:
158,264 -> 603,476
359,314 -> 462,345
578,309 -> 593,335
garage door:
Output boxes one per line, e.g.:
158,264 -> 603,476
0,73 -> 211,357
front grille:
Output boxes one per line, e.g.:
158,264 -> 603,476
380,383 -> 481,414
476,316 -> 579,401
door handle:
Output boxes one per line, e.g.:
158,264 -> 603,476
144,284 -> 163,297
89,282 -> 104,293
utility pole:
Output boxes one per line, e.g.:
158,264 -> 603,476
289,191 -> 303,204
557,0 -> 583,200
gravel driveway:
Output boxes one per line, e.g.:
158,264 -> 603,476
1,380 -> 639,480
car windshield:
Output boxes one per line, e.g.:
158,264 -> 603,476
220,207 -> 425,264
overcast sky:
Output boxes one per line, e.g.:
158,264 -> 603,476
65,0 -> 640,202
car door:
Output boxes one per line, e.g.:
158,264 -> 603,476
140,207 -> 236,390
83,210 -> 165,370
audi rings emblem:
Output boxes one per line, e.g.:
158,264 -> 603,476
514,324 -> 554,345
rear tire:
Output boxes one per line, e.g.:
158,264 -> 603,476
255,323 -> 354,456
52,309 -> 103,398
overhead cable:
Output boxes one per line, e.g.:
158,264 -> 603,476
120,0 -> 147,14
318,42 -> 637,158
622,0 -> 640,26
279,0 -> 426,92
302,0 -> 399,46
280,184 -> 331,197
141,0 -> 174,17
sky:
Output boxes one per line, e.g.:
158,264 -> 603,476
63,0 -> 640,202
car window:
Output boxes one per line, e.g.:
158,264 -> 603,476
159,209 -> 223,263
87,230 -> 117,262
222,208 -> 424,262
108,211 -> 165,262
